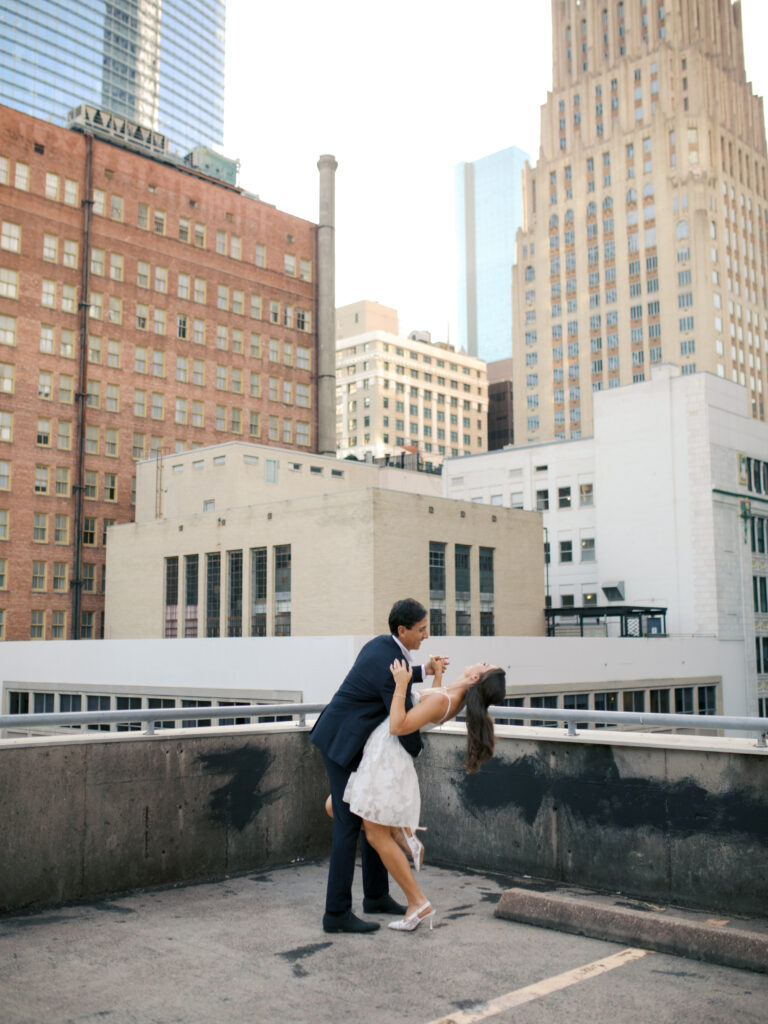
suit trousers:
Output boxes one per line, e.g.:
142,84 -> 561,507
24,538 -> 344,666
322,751 -> 389,915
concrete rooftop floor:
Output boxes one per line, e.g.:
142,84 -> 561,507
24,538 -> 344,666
1,859 -> 767,1024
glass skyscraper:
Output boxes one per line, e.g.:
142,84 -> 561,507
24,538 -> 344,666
456,146 -> 529,364
0,0 -> 225,154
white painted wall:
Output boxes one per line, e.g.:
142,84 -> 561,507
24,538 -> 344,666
0,633 -> 750,715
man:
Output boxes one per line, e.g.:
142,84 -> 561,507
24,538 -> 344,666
311,598 -> 446,933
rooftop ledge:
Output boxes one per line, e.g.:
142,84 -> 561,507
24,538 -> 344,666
1,718 -> 766,929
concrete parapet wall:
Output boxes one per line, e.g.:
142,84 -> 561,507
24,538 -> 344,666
0,729 -> 331,912
1,727 -> 766,914
419,728 -> 768,917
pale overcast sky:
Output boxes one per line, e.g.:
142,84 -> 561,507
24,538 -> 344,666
223,0 -> 768,349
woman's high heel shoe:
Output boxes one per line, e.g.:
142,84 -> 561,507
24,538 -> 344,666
401,827 -> 426,871
387,901 -> 435,932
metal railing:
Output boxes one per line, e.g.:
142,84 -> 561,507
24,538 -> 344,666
488,705 -> 768,747
0,703 -> 326,736
1,702 -> 768,747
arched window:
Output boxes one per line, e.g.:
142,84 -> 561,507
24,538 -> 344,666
550,214 -> 559,228
603,195 -> 613,210
676,220 -> 690,240
565,208 -> 575,223
525,265 -> 535,281
626,188 -> 638,203
643,182 -> 655,197
587,201 -> 597,217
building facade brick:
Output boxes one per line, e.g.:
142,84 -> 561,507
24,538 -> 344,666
0,106 -> 320,640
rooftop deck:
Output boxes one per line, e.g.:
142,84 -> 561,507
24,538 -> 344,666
2,859 -> 767,1024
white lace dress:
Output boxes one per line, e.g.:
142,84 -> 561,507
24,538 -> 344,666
343,688 -> 452,829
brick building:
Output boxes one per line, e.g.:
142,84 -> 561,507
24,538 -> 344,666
0,105 -> 323,641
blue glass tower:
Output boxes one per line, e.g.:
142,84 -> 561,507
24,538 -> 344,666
0,0 -> 225,154
456,146 -> 529,363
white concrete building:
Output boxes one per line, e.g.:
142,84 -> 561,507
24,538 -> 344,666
104,441 -> 544,640
443,365 -> 768,714
335,301 -> 488,466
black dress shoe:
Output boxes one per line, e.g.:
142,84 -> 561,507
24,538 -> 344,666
323,911 -> 380,933
362,894 -> 408,915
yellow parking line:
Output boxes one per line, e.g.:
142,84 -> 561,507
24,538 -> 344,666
424,947 -> 651,1024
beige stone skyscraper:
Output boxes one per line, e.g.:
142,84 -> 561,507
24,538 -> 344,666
512,0 -> 768,444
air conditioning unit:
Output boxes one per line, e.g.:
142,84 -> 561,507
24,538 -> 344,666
601,580 -> 625,602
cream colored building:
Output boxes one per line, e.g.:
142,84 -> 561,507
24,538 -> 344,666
336,301 -> 488,467
105,442 -> 544,639
513,0 -> 768,445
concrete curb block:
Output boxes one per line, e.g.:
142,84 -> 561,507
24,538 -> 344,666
495,888 -> 768,975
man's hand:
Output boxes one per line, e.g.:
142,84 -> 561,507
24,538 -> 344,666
425,655 -> 449,676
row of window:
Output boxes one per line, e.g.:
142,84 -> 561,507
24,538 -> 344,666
20,364 -> 312,409
545,537 -> 596,564
0,313 -> 313,360
0,254 -> 313,333
0,161 -> 312,276
3,331 -> 311,373
0,609 -> 99,641
343,341 -> 480,372
164,546 -> 291,639
4,689 -> 294,728
0,558 -> 104,594
342,363 -> 482,393
1,403 -> 313,448
534,483 -> 594,510
0,511 -> 110,545
498,683 -> 719,727
428,542 -> 495,636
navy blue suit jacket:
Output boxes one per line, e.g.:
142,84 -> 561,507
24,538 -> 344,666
311,634 -> 424,769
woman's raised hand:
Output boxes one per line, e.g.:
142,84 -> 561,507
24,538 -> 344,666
390,658 -> 413,687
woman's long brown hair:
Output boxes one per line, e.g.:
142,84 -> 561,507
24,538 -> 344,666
463,667 -> 507,773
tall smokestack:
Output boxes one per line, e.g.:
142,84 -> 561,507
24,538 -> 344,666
317,154 -> 337,455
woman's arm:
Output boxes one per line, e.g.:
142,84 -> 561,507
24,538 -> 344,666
388,659 -> 447,735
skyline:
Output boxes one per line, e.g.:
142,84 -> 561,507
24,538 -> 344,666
224,1 -> 768,351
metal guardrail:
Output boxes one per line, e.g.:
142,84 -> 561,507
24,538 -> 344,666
1,702 -> 767,747
0,703 -> 326,735
488,705 -> 768,747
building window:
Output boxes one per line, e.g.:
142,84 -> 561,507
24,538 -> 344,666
581,537 -> 596,561
429,541 -> 446,636
228,549 -> 243,637
251,547 -> 267,637
274,544 -> 291,636
183,554 -> 199,637
206,552 -> 221,638
560,540 -> 573,563
455,544 -> 471,636
164,557 -> 179,638
479,546 -> 494,636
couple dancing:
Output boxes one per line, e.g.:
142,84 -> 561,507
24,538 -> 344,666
311,597 -> 506,935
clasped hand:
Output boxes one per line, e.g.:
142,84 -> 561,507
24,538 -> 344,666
426,655 -> 449,676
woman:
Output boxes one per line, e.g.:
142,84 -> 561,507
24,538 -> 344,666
342,658 -> 507,932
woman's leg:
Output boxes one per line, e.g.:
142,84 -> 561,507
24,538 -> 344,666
363,821 -> 429,915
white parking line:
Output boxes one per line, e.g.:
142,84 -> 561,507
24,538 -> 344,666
424,947 -> 651,1024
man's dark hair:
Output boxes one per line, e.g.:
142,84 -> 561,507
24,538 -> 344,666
388,598 -> 427,634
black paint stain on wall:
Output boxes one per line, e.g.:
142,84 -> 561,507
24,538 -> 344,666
198,746 -> 282,831
457,746 -> 768,842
